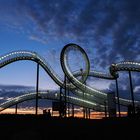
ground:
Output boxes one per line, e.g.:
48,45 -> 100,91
0,114 -> 139,140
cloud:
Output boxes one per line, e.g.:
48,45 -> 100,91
2,0 -> 139,105
0,0 -> 140,76
107,72 -> 140,99
87,77 -> 113,91
29,35 -> 47,44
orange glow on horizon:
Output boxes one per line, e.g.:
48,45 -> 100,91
0,108 -> 128,119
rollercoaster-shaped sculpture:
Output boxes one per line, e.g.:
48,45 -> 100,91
0,43 -> 140,112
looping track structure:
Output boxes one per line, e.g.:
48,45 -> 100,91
0,43 -> 140,112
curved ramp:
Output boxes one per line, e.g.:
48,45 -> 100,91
0,91 -> 104,112
0,44 -> 140,108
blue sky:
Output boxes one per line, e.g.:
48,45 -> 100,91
0,0 -> 140,97
0,34 -> 68,91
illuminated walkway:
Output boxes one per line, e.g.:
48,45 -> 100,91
0,91 -> 104,112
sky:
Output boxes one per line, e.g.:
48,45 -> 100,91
0,0 -> 140,100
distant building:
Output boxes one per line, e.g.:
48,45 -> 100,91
107,92 -> 116,117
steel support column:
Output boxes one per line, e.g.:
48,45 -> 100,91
59,86 -> 63,117
35,63 -> 39,115
88,108 -> 90,119
64,75 -> 67,117
115,79 -> 121,117
128,71 -> 135,114
104,101 -> 107,118
80,68 -> 86,119
15,104 -> 18,114
72,104 -> 74,117
67,85 -> 70,117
